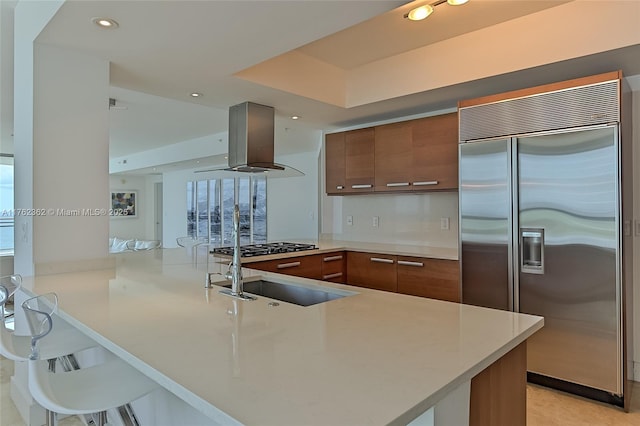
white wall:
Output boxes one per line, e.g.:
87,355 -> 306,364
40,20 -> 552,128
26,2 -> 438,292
30,44 -> 110,269
109,174 -> 159,241
161,168 -> 192,248
267,150 -> 320,241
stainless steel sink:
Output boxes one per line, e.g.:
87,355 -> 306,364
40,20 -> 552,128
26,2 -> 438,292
218,279 -> 355,306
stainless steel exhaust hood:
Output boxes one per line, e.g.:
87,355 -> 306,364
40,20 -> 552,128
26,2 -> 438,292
226,102 -> 302,175
194,101 -> 303,177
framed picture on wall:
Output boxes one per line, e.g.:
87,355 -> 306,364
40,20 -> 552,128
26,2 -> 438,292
111,191 -> 137,217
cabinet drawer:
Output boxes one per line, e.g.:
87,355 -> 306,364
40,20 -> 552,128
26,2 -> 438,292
346,251 -> 397,292
321,251 -> 346,283
248,254 -> 323,280
397,257 -> 460,302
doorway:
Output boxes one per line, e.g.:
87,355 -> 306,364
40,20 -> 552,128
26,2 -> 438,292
154,182 -> 163,243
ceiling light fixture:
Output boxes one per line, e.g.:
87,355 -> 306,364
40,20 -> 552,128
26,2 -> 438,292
291,116 -> 299,120
190,92 -> 202,98
92,17 -> 119,29
405,0 -> 469,21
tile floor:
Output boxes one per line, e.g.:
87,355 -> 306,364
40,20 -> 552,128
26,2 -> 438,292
2,354 -> 640,425
1,358 -> 83,426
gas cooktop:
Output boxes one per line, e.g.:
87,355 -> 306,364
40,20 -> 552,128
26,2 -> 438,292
211,242 -> 318,258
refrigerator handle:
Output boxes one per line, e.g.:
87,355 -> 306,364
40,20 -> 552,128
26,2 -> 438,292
520,228 -> 545,275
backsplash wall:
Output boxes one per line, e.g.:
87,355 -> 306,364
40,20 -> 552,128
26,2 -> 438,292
321,191 -> 459,248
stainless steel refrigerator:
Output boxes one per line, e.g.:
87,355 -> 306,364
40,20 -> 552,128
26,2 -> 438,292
458,73 -> 632,406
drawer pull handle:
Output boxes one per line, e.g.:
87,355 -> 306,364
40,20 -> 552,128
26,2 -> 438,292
277,261 -> 301,269
412,181 -> 438,186
351,184 -> 373,189
386,182 -> 410,187
336,185 -> 344,190
323,255 -> 343,262
398,260 -> 424,267
371,257 -> 394,264
322,272 -> 343,280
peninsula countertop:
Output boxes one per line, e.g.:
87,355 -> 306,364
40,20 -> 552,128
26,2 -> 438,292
19,247 -> 542,425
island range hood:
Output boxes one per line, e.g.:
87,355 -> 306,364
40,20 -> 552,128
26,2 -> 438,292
195,101 -> 303,177
227,102 -> 293,173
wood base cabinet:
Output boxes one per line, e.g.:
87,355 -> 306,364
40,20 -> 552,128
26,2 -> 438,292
346,251 -> 397,292
321,251 -> 346,283
246,254 -> 323,280
470,341 -> 527,426
397,256 -> 460,303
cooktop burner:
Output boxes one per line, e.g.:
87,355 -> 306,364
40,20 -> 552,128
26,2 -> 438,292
212,242 -> 318,258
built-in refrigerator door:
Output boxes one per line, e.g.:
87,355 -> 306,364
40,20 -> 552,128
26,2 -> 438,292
459,139 -> 513,310
517,126 -> 621,394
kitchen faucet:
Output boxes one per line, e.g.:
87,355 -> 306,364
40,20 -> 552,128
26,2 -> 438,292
219,204 -> 256,301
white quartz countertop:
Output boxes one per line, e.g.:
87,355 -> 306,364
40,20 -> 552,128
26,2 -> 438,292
20,247 -> 541,425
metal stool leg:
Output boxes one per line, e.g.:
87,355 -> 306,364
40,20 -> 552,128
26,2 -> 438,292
45,359 -> 58,426
96,411 -> 107,426
59,354 -> 142,426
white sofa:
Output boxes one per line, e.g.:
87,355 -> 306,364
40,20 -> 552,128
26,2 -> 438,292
109,237 -> 161,253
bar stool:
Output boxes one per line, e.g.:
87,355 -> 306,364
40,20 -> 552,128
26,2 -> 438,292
22,293 -> 159,426
0,275 -> 97,363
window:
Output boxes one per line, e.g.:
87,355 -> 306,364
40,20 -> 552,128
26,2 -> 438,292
187,176 -> 267,245
0,155 -> 14,255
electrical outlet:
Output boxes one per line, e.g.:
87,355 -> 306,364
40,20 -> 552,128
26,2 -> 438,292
440,217 -> 450,230
347,215 -> 353,226
373,216 -> 379,227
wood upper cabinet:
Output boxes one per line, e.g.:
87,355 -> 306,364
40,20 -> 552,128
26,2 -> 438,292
346,251 -> 397,292
325,128 -> 375,194
325,132 -> 346,195
411,112 -> 459,190
396,257 -> 460,302
374,121 -> 413,192
344,128 -> 375,193
375,112 -> 459,192
247,254 -> 323,280
327,112 -> 458,195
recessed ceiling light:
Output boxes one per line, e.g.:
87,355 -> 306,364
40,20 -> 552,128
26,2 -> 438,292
190,92 -> 202,98
291,116 -> 299,120
405,5 -> 433,21
447,0 -> 469,5
92,17 -> 119,29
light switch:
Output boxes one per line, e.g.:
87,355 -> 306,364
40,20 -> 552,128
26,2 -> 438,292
440,217 -> 450,230
373,216 -> 379,227
347,215 -> 353,226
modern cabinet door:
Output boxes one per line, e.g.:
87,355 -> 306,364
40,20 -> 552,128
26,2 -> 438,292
346,251 -> 397,292
247,254 -> 323,280
320,251 -> 346,283
411,112 -> 459,190
374,121 -> 413,192
344,128 -> 375,193
397,256 -> 460,302
325,132 -> 346,195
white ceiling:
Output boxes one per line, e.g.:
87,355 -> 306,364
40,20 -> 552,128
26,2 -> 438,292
4,0 -> 640,170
